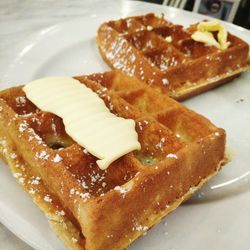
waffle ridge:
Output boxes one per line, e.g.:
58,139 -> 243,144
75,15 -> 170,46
97,13 -> 250,100
0,70 -> 226,250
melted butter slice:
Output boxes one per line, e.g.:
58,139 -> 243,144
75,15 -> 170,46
191,20 -> 229,50
23,77 -> 141,170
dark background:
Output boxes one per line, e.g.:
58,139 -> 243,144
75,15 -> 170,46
134,0 -> 250,29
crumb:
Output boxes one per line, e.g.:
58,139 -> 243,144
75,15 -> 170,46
72,237 -> 78,243
10,152 -> 17,159
15,96 -> 26,106
51,123 -> 57,133
83,148 -> 89,155
19,122 -> 28,133
132,223 -> 149,232
107,234 -> 114,238
56,210 -> 65,216
13,173 -> 22,178
28,189 -> 36,194
156,13 -> 164,19
236,98 -> 244,103
81,180 -> 88,189
80,192 -> 90,200
70,188 -> 75,195
214,132 -> 220,137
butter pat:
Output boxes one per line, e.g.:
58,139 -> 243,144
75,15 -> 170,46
191,31 -> 221,49
23,77 -> 141,170
191,20 -> 229,50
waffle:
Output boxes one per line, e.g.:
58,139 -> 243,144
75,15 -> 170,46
0,70 -> 226,250
97,13 -> 250,100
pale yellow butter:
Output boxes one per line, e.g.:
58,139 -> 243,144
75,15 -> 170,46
191,31 -> 221,49
191,20 -> 229,50
23,77 -> 141,170
165,36 -> 173,43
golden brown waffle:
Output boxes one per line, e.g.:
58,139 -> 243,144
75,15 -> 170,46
97,13 -> 250,100
0,70 -> 226,250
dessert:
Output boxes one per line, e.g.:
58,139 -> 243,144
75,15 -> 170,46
97,13 -> 250,100
0,70 -> 226,250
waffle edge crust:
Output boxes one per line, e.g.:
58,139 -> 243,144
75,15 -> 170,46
0,71 -> 226,250
97,13 -> 250,101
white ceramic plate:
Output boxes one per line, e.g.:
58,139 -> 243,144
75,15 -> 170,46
0,1 -> 250,250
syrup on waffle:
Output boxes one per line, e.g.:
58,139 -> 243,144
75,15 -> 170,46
0,70 -> 226,250
97,13 -> 250,100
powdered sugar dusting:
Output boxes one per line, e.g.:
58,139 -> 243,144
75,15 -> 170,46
29,176 -> 41,185
162,78 -> 169,85
53,154 -> 62,163
114,185 -> 128,198
166,153 -> 178,159
155,137 -> 165,151
15,96 -> 26,107
44,194 -> 52,203
19,121 -> 28,133
36,151 -> 49,160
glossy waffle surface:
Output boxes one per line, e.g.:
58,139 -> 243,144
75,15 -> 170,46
97,13 -> 250,100
0,70 -> 226,250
